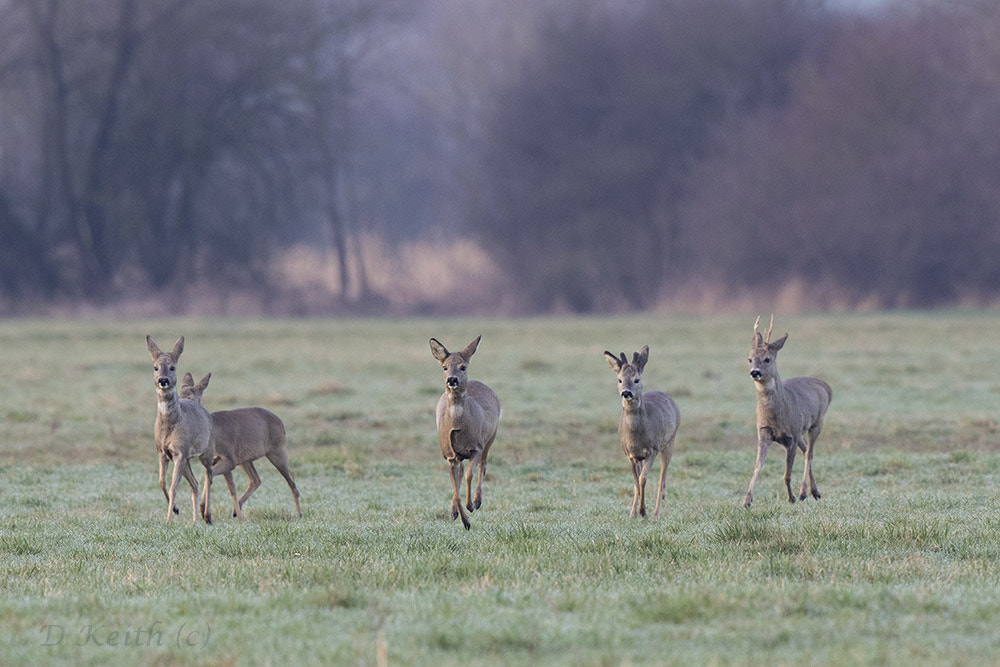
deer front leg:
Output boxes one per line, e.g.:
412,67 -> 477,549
466,450 -> 482,512
628,458 -> 642,517
447,458 -> 470,530
180,461 -> 201,522
158,452 -> 178,515
212,456 -> 241,518
167,457 -> 191,522
637,457 -> 654,518
783,441 -> 798,503
200,462 -> 213,525
744,434 -> 772,508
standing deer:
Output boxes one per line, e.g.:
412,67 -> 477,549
146,335 -> 215,523
429,335 -> 501,530
180,372 -> 302,519
743,316 -> 833,508
604,346 -> 680,519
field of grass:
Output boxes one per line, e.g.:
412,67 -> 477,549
2,313 -> 1000,665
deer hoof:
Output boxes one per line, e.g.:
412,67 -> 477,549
473,498 -> 482,510
813,491 -> 822,500
172,505 -> 179,515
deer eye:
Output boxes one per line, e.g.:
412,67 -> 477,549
633,378 -> 640,383
764,358 -> 770,363
170,365 -> 176,371
153,365 -> 159,371
460,365 -> 466,371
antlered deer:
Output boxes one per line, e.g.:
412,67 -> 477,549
604,346 -> 680,519
743,316 -> 832,508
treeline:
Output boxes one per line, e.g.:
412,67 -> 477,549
2,0 -> 1000,312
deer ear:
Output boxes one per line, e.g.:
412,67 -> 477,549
461,335 -> 482,361
604,351 -> 622,372
170,336 -> 185,362
429,338 -> 449,363
636,346 -> 649,371
198,372 -> 211,392
769,334 -> 788,351
146,335 -> 162,362
181,372 -> 194,388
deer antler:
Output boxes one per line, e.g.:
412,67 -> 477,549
765,314 -> 774,343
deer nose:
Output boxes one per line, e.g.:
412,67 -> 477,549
750,369 -> 762,380
621,390 -> 633,400
157,377 -> 171,388
446,376 -> 459,388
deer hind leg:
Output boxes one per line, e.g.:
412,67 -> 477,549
744,436 -> 771,508
448,458 -> 470,529
473,438 -> 493,510
783,442 -> 798,503
465,450 -> 483,513
800,427 -> 822,500
652,441 -> 674,520
266,451 -> 301,518
238,462 -> 263,516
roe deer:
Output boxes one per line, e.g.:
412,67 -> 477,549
146,335 -> 215,523
180,372 -> 302,519
743,316 -> 833,508
429,335 -> 501,530
604,346 -> 680,519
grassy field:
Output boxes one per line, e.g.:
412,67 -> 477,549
2,313 -> 1000,665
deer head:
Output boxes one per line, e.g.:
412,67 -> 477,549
748,316 -> 787,383
146,335 -> 185,394
429,335 -> 481,396
605,345 -> 649,407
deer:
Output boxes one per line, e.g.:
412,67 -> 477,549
429,335 -> 501,530
604,346 -> 681,519
146,335 -> 215,524
179,372 -> 302,519
743,316 -> 833,508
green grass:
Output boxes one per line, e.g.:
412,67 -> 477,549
2,313 -> 1000,665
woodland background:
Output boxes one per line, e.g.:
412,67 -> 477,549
2,0 -> 999,315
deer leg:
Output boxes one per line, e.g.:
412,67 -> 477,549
474,442 -> 491,510
465,450 -> 482,512
196,453 -> 213,524
637,457 -> 655,518
448,458 -> 470,529
168,457 -> 194,522
158,452 -> 178,515
266,451 -> 302,518
237,462 -> 262,515
212,456 -> 241,518
652,441 -> 674,520
800,428 -> 821,500
628,459 -> 642,518
744,436 -> 771,508
783,442 -> 798,503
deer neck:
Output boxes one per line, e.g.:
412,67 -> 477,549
156,388 -> 182,425
755,372 -> 787,415
621,394 -> 646,429
443,386 -> 470,423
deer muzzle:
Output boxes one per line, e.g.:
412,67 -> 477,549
621,390 -> 634,400
157,377 -> 172,389
446,376 -> 460,388
750,369 -> 763,381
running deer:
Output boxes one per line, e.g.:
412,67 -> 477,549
179,372 -> 302,519
429,335 -> 501,530
146,335 -> 215,523
604,346 -> 680,519
743,316 -> 833,508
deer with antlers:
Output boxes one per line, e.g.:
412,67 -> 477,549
743,316 -> 832,508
